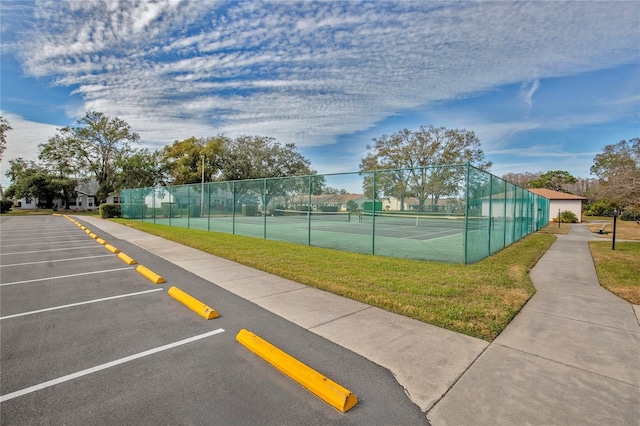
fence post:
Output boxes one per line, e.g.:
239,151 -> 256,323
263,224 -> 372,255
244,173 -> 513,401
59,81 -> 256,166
263,179 -> 267,240
463,163 -> 471,264
372,171 -> 376,256
308,175 -> 312,246
232,181 -> 236,235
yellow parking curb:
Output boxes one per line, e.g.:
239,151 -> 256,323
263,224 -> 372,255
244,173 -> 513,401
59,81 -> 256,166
104,244 -> 120,254
167,286 -> 219,319
117,252 -> 137,265
95,237 -> 107,245
236,329 -> 358,413
136,265 -> 165,284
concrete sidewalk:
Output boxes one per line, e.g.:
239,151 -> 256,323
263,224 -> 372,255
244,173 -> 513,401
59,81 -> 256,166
429,224 -> 640,425
79,217 -> 639,424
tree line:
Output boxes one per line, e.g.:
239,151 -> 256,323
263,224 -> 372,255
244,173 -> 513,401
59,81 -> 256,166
1,112 -> 317,208
1,112 -> 638,215
502,138 -> 639,215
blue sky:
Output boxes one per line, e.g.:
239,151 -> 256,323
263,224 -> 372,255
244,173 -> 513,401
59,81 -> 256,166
1,1 -> 639,191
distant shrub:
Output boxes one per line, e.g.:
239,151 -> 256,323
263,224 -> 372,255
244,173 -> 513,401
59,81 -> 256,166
99,203 -> 121,219
586,201 -> 617,217
319,205 -> 339,212
0,200 -> 13,213
122,204 -> 146,219
188,205 -> 202,217
559,211 -> 578,223
620,208 -> 640,221
271,204 -> 285,216
242,204 -> 259,216
161,202 -> 180,217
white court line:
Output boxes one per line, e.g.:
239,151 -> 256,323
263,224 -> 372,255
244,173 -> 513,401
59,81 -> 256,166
0,246 -> 101,256
402,229 -> 459,240
0,328 -> 226,402
0,239 -> 92,248
0,289 -> 163,320
0,267 -> 135,287
0,254 -> 113,268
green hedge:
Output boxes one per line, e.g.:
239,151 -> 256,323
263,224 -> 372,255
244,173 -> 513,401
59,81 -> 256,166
0,200 -> 13,213
559,210 -> 578,223
99,203 -> 121,218
621,208 -> 640,221
242,205 -> 259,216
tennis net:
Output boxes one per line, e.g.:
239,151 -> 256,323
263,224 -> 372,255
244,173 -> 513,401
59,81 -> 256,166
358,212 -> 464,227
273,209 -> 351,222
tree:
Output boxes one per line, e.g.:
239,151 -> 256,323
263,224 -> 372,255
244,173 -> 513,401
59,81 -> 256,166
360,125 -> 492,211
39,111 -> 140,203
0,116 -> 11,163
217,135 -> 318,212
116,148 -> 164,189
590,138 -> 639,182
160,136 -> 225,185
218,135 -> 315,181
590,138 -> 640,207
3,158 -> 73,209
502,172 -> 541,188
527,170 -> 577,192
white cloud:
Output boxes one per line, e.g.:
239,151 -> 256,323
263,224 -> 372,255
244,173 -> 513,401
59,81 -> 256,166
1,0 -> 638,168
520,79 -> 540,112
0,112 -> 60,188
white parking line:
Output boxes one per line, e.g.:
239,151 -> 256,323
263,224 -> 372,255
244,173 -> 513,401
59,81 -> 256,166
0,246 -> 102,256
0,232 -> 80,240
0,267 -> 136,287
0,239 -> 93,248
0,289 -> 163,320
0,254 -> 114,268
0,328 -> 226,402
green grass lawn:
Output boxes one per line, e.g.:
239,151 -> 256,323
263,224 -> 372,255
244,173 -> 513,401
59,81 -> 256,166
589,241 -> 640,304
114,219 -> 555,341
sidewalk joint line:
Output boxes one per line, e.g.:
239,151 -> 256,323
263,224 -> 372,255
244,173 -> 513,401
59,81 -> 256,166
307,306 -> 374,330
521,309 -> 640,334
492,343 -> 640,389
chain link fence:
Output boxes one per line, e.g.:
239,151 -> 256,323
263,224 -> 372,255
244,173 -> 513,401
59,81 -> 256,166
121,164 -> 549,264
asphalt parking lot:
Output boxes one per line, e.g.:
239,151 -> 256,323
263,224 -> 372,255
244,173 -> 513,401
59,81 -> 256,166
0,215 -> 427,425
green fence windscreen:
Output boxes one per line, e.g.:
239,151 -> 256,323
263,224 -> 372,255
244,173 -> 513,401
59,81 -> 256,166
121,164 -> 549,264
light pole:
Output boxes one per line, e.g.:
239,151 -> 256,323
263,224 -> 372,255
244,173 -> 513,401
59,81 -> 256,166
201,155 -> 205,216
612,208 -> 619,251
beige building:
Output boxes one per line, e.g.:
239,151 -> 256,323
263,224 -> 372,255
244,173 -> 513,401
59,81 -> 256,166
528,188 -> 587,222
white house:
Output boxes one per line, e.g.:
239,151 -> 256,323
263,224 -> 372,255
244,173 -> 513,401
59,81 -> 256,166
528,188 -> 587,222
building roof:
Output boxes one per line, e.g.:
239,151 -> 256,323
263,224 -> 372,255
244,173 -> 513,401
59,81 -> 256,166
528,188 -> 587,200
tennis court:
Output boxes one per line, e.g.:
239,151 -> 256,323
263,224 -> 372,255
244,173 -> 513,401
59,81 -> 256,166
122,165 -> 549,264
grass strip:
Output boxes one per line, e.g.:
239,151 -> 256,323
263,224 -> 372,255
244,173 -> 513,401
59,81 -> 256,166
589,241 -> 640,304
114,219 -> 555,341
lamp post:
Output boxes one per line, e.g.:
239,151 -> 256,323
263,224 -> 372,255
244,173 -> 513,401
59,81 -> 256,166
201,155 -> 205,216
612,208 -> 619,251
